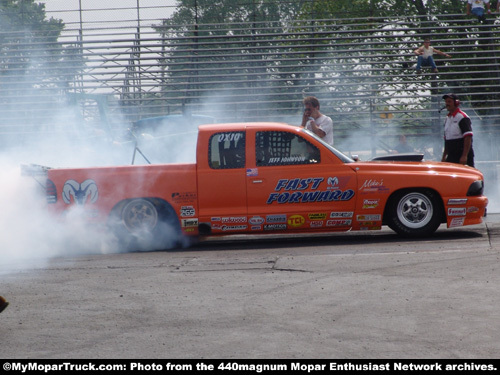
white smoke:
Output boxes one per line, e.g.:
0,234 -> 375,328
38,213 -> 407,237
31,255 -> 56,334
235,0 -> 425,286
0,102 -> 206,275
0,117 -> 122,274
0,156 -> 119,275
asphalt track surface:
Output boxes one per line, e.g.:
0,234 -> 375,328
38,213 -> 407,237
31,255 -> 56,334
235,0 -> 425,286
2,215 -> 500,359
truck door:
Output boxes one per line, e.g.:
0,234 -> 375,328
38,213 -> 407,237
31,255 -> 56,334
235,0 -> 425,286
197,130 -> 248,232
246,130 -> 357,231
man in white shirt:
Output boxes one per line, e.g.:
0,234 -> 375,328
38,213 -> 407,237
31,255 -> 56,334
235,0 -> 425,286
466,0 -> 491,22
301,96 -> 334,146
414,38 -> 451,74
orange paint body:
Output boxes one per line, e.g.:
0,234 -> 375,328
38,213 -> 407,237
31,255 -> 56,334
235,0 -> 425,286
45,123 -> 488,240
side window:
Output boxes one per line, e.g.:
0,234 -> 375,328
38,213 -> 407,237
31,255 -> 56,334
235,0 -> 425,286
255,131 -> 320,166
209,131 -> 246,169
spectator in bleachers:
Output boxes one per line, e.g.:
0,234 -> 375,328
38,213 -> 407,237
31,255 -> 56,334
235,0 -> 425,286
414,38 -> 451,74
466,0 -> 491,22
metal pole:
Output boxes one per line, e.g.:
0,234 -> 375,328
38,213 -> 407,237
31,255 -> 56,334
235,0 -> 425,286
79,0 -> 83,35
137,0 -> 141,30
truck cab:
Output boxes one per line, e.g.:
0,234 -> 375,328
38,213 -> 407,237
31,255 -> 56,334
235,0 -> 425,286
196,123 -> 357,234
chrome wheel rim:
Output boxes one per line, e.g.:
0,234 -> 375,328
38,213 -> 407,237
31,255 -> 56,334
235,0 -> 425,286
396,192 -> 433,229
122,199 -> 158,232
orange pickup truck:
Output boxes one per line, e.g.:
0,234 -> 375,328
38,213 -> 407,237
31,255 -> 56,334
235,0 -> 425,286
26,122 -> 488,250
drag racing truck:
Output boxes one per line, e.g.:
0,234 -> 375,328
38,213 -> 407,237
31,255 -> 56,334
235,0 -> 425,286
24,122 -> 488,251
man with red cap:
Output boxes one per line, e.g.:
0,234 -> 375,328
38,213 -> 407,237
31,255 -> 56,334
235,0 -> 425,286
441,93 -> 474,167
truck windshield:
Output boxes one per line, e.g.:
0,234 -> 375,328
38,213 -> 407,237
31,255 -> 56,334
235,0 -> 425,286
301,128 -> 355,163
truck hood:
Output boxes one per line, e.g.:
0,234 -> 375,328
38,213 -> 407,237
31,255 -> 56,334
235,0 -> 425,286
350,160 -> 484,179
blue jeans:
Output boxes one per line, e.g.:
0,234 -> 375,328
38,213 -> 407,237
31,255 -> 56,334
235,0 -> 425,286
471,7 -> 487,21
416,55 -> 437,70
471,7 -> 485,18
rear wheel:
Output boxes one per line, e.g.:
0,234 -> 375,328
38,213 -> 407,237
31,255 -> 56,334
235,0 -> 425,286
386,190 -> 443,237
122,199 -> 158,234
111,198 -> 182,251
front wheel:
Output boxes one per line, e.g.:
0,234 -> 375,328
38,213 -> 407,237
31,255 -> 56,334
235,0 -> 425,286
386,190 -> 443,237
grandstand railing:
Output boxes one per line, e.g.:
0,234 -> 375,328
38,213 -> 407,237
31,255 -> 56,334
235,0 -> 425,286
1,9 -> 499,161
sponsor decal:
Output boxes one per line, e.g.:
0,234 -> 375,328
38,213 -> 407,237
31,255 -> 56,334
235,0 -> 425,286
171,192 -> 197,203
448,207 -> 467,216
181,218 -> 198,228
288,215 -> 305,228
362,199 -> 379,209
222,216 -> 247,224
222,225 -> 247,231
308,213 -> 327,220
274,177 -> 324,191
266,177 -> 355,204
249,216 -> 265,225
264,224 -> 287,231
327,176 -> 339,187
217,132 -> 242,142
326,219 -> 352,226
356,214 -> 381,221
180,206 -> 195,217
448,198 -> 468,205
268,156 -> 307,163
358,221 -> 377,226
330,212 -> 353,218
450,217 -> 465,227
211,217 -> 221,222
247,168 -> 258,177
310,221 -> 324,228
467,206 -> 480,213
360,226 -> 381,231
266,214 -> 287,223
326,176 -> 351,189
62,179 -> 98,205
359,179 -> 389,193
267,190 -> 354,204
251,225 -> 262,231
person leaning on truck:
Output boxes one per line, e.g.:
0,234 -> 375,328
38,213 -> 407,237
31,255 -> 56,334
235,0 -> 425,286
301,96 -> 334,145
441,93 -> 475,167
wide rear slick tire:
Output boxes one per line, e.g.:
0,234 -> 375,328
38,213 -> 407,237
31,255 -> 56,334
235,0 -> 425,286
111,198 -> 182,251
386,189 -> 443,237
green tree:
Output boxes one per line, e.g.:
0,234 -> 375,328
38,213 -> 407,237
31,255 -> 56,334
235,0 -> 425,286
152,0 -> 305,119
0,0 -> 66,82
0,0 -> 86,135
